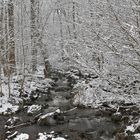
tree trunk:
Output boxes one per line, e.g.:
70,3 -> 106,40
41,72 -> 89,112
30,0 -> 40,73
7,0 -> 15,75
72,1 -> 76,39
2,0 -> 16,76
0,0 -> 4,68
3,2 -> 9,76
0,0 -> 4,95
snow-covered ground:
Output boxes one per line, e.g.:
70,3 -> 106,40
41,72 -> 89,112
73,78 -> 140,108
0,83 -> 20,115
0,67 -> 52,115
125,119 -> 140,140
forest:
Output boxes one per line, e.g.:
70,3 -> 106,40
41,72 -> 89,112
0,0 -> 140,140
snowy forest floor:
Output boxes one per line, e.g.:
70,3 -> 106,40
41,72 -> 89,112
0,68 -> 140,140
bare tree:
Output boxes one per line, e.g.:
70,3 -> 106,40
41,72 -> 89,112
30,0 -> 40,73
7,0 -> 15,75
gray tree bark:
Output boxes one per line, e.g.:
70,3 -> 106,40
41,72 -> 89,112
30,0 -> 40,73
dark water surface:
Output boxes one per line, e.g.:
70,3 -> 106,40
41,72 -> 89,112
0,108 -> 119,140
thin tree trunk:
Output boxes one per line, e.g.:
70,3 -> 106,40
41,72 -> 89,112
72,1 -> 76,39
30,0 -> 40,73
3,3 -> 9,76
0,0 -> 4,68
0,0 -> 4,95
7,0 -> 15,75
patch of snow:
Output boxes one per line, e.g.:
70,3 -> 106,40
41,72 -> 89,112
125,124 -> 135,133
134,133 -> 140,140
37,133 -> 47,140
125,119 -> 140,135
55,109 -> 61,113
73,80 -> 99,107
27,105 -> 42,114
0,97 -> 19,115
29,81 -> 37,91
37,132 -> 66,140
35,66 -> 45,78
13,133 -> 29,140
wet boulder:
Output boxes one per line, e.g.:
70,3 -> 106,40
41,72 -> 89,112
111,112 -> 122,122
67,74 -> 79,87
100,107 -> 114,117
29,90 -> 40,102
135,125 -> 140,133
37,92 -> 52,104
53,111 -> 65,124
37,109 -> 65,126
121,116 -> 130,124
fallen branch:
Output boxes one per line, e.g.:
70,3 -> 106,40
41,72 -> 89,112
7,131 -> 18,139
6,121 -> 33,130
63,107 -> 77,114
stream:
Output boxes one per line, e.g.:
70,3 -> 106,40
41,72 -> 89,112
0,108 -> 119,140
0,71 -> 139,140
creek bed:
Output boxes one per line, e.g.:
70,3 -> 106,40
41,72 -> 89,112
0,108 -> 120,140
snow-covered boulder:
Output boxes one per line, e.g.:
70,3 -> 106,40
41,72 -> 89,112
27,104 -> 42,115
73,80 -> 97,107
13,133 -> 29,140
37,132 -> 66,140
111,112 -> 122,122
134,133 -> 140,140
7,132 -> 29,140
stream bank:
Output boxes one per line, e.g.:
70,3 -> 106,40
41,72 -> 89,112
0,69 -> 140,140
